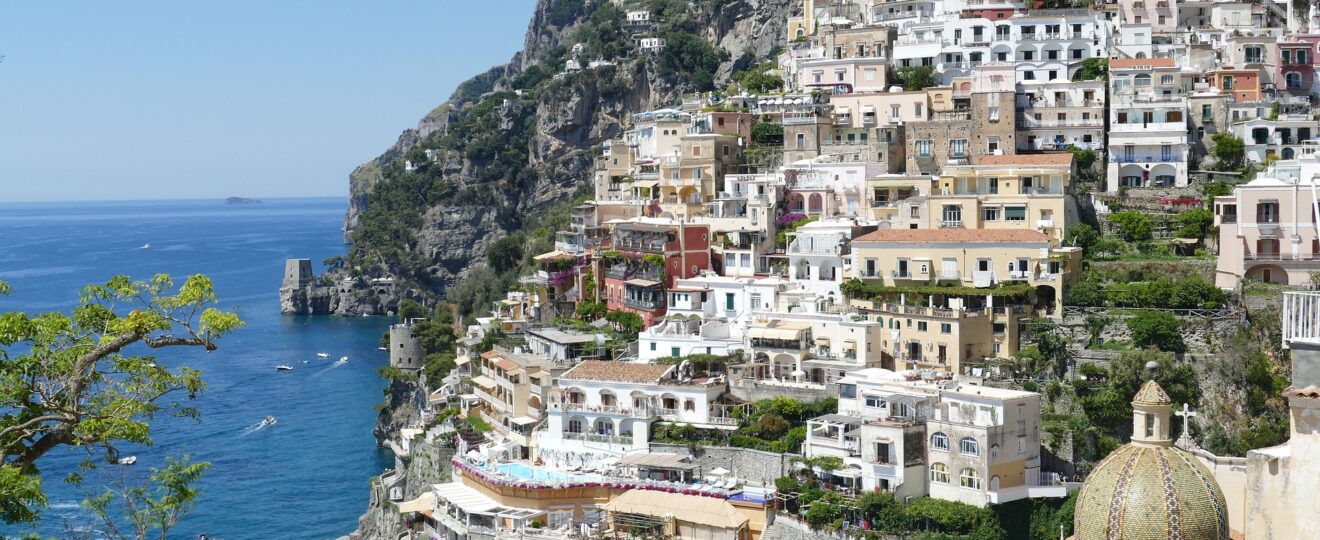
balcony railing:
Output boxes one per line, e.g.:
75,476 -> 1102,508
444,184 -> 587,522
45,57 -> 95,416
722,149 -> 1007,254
940,220 -> 963,228
563,432 -> 634,444
624,297 -> 665,311
1017,117 -> 1104,128
1109,154 -> 1184,163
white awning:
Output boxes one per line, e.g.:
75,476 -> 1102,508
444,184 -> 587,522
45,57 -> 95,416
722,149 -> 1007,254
433,482 -> 501,514
860,105 -> 876,113
832,467 -> 863,479
510,416 -> 538,425
471,375 -> 496,388
397,492 -> 436,514
836,106 -> 851,114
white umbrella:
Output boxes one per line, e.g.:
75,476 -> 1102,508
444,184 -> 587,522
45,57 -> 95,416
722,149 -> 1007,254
710,466 -> 731,476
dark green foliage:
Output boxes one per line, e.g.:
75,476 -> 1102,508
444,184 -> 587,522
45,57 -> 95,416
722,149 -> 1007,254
891,66 -> 939,91
1074,57 -> 1108,81
1199,312 -> 1291,456
1210,133 -> 1246,171
843,279 -> 1034,301
1076,349 -> 1199,443
992,491 -> 1077,540
487,237 -> 525,273
1202,181 -> 1234,200
1173,208 -> 1214,239
1065,223 -> 1100,253
545,0 -> 586,27
1108,211 -> 1153,242
1066,266 -> 1227,309
658,30 -> 726,91
751,122 -> 783,145
424,353 -> 458,385
1126,310 -> 1185,352
651,396 -> 836,453
734,62 -> 783,93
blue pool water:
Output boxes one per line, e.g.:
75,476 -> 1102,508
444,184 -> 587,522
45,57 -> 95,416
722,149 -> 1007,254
495,463 -> 600,483
0,198 -> 393,539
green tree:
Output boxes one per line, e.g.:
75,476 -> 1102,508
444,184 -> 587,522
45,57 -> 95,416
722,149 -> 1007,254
751,122 -> 783,145
1126,310 -> 1185,352
892,65 -> 939,91
1174,208 -> 1214,239
1064,223 -> 1100,252
0,275 -> 242,524
1067,147 -> 1098,170
84,456 -> 210,540
1210,133 -> 1246,171
487,236 -> 525,273
733,62 -> 783,93
1108,211 -> 1154,242
1202,181 -> 1233,200
397,299 -> 429,322
1074,58 -> 1108,81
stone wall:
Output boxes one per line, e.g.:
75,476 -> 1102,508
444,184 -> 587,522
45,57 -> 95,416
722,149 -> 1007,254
731,379 -> 838,403
650,443 -> 800,487
1057,308 -> 1242,353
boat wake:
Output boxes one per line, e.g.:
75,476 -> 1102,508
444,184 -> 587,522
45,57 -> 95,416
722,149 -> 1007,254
238,419 -> 276,437
311,358 -> 349,377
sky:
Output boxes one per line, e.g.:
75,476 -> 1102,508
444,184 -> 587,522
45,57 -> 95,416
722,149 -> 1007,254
0,1 -> 538,202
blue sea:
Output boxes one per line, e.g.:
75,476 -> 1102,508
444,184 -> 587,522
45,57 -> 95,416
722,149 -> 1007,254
0,198 -> 392,539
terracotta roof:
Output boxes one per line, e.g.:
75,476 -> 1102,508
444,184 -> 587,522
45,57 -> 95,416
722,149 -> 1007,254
852,229 -> 1053,244
1109,58 -> 1176,69
1132,380 -> 1172,405
977,153 -> 1073,166
480,351 -> 501,359
561,360 -> 674,383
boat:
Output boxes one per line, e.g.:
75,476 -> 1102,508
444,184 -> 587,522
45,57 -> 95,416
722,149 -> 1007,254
118,456 -> 137,465
316,353 -> 330,358
339,356 -> 349,362
140,243 -> 150,249
276,365 -> 293,372
377,346 -> 387,351
260,416 -> 277,427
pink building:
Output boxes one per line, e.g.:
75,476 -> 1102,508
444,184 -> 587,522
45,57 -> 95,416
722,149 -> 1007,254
1214,154 -> 1320,288
1278,36 -> 1320,92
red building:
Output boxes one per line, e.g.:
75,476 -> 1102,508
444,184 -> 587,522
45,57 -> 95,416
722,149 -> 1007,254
598,220 -> 711,327
1279,37 -> 1319,93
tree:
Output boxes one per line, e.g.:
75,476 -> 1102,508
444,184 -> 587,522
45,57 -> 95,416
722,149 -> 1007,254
1067,147 -> 1098,171
1126,310 -> 1185,352
1174,208 -> 1214,239
1064,223 -> 1100,252
751,122 -> 783,145
733,62 -> 783,93
397,299 -> 429,322
1108,211 -> 1154,242
0,275 -> 242,523
892,66 -> 939,91
84,456 -> 210,540
487,236 -> 524,273
1074,58 -> 1108,81
792,455 -> 844,485
1210,133 -> 1246,171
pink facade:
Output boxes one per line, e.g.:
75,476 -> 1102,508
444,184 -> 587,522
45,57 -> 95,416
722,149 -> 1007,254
1214,179 -> 1320,289
1278,37 -> 1320,92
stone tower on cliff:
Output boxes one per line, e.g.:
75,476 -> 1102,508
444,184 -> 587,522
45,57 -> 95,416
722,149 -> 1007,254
389,322 -> 425,372
282,259 -> 313,290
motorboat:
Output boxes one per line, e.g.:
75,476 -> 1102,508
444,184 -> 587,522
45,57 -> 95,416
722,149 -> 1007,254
140,243 -> 150,249
118,456 -> 137,465
260,416 -> 277,427
316,353 -> 330,358
339,356 -> 349,362
377,346 -> 387,351
276,365 -> 293,372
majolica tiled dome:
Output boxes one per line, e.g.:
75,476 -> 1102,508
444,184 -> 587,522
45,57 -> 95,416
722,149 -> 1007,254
1073,381 -> 1229,540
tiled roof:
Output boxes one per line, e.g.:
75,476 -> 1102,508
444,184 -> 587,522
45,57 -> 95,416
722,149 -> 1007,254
1073,444 -> 1229,540
1109,58 -> 1176,69
852,229 -> 1053,244
1133,380 -> 1172,405
561,360 -> 674,383
977,153 -> 1074,166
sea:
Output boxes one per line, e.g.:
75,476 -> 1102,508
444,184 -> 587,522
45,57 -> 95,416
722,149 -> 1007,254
0,198 -> 393,539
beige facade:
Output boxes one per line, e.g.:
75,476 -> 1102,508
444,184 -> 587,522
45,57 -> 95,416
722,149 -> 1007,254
1213,159 -> 1320,289
469,350 -> 557,455
929,154 -> 1077,242
657,134 -> 741,218
904,91 -> 1017,175
926,385 -> 1043,507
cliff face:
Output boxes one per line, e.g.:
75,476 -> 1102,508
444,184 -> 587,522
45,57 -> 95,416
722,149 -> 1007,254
333,0 -> 790,313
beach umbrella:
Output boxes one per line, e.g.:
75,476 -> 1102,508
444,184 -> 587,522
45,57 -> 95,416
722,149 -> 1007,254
710,467 -> 730,476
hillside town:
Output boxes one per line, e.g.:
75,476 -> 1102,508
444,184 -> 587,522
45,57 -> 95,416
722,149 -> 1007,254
354,0 -> 1320,538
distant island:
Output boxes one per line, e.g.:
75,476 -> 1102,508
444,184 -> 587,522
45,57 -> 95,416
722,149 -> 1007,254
224,197 -> 262,205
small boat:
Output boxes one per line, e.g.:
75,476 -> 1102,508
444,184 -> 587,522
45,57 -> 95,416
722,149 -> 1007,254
140,243 -> 150,249
339,356 -> 349,362
316,353 -> 330,358
260,416 -> 277,427
276,365 -> 293,372
301,360 -> 308,364
118,456 -> 137,465
377,346 -> 387,351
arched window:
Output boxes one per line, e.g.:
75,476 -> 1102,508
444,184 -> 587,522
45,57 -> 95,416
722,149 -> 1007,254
931,432 -> 950,451
960,468 -> 982,489
930,462 -> 949,483
960,437 -> 979,456
1135,74 -> 1152,86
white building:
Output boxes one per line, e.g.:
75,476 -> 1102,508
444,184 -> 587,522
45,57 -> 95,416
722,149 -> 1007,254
1106,57 -> 1192,191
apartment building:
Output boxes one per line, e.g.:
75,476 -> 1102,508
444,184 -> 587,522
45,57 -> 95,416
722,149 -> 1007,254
1016,80 -> 1106,151
929,153 -> 1077,241
739,312 -> 886,387
905,91 -> 1017,174
699,173 -> 785,277
468,349 -> 560,460
785,161 -> 883,217
656,133 -> 742,218
1106,58 -> 1191,191
599,218 -> 712,327
1214,152 -> 1320,288
786,218 -> 877,298
804,369 -> 1053,507
538,361 -> 734,458
1233,115 -> 1320,162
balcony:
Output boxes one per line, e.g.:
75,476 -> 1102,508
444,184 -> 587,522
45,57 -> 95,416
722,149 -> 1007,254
614,238 -> 666,253
624,297 -> 665,311
563,432 -> 634,445
1257,223 -> 1281,238
940,220 -> 963,229
1108,154 -> 1184,164
787,241 -> 845,255
1017,117 -> 1104,128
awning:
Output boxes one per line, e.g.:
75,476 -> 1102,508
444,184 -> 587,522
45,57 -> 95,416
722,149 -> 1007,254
455,354 -> 474,365
832,467 -> 863,479
605,490 -> 747,529
633,180 -> 659,188
533,250 -> 572,262
397,492 -> 436,514
842,339 -> 857,351
836,106 -> 851,114
433,482 -> 501,514
625,279 -> 661,287
747,321 -> 811,340
493,357 -> 519,371
619,452 -> 695,469
471,375 -> 496,388
860,105 -> 876,113
814,337 -> 831,346
510,416 -> 538,425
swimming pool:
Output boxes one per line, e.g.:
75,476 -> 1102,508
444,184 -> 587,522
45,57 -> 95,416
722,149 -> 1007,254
494,462 -> 601,483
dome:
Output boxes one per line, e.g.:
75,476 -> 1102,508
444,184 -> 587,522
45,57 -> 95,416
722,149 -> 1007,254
1073,381 -> 1229,540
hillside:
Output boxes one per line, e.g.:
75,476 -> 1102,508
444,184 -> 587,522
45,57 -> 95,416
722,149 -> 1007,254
314,0 -> 790,316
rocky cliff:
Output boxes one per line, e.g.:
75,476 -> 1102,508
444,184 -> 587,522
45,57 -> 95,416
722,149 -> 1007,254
325,0 -> 791,314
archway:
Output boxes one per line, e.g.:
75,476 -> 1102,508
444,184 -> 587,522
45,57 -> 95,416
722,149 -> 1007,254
808,193 -> 824,215
1034,285 -> 1057,314
1247,265 -> 1288,284
593,417 -> 614,436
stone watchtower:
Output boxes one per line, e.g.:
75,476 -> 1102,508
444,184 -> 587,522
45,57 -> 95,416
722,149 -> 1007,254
282,259 -> 313,289
389,322 -> 425,372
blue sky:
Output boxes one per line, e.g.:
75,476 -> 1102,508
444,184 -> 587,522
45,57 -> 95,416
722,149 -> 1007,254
0,1 -> 537,202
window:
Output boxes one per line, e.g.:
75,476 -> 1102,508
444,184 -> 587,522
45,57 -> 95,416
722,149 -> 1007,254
1287,72 -> 1302,89
917,321 -> 928,331
865,258 -> 877,277
1135,74 -> 1151,86
864,395 -> 886,408
1300,50 -> 1310,64
987,137 -> 1000,153
750,293 -> 762,310
671,347 -> 681,358
917,139 -> 932,157
1257,202 -> 1279,223
1222,76 -> 1234,90
930,463 -> 949,483
1022,71 -> 1034,80
931,432 -> 949,451
1245,46 -> 1262,63
725,293 -> 735,310
650,342 -> 656,351
978,259 -> 991,272
1071,48 -> 1083,59
863,68 -> 876,81
950,139 -> 967,157
890,105 -> 901,118
914,103 -> 923,117
960,468 -> 981,489
1022,50 -> 1034,61
1017,436 -> 1026,454
960,437 -> 979,455
941,323 -> 952,334
839,384 -> 857,398
796,133 -> 806,150
1047,49 -> 1058,60
1004,206 -> 1027,221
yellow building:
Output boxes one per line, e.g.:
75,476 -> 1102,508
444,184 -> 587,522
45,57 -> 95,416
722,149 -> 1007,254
657,133 -> 741,219
929,154 -> 1077,242
847,229 -> 1081,372
467,350 -> 558,460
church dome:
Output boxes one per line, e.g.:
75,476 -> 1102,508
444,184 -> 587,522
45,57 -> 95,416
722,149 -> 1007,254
1073,381 -> 1229,540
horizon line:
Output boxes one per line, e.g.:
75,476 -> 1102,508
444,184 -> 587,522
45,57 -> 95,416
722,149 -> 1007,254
0,195 -> 349,205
